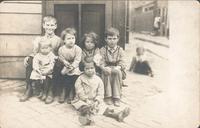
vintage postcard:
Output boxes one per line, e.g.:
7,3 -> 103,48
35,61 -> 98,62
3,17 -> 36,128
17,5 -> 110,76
0,0 -> 199,128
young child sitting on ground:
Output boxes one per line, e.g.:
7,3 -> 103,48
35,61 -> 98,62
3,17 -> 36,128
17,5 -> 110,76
72,60 -> 130,125
30,39 -> 57,102
129,46 -> 153,77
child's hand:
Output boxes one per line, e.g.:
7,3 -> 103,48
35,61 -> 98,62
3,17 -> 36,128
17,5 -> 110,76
24,56 -> 30,67
86,99 -> 92,105
36,69 -> 42,75
102,67 -> 111,75
64,61 -> 71,67
114,66 -> 121,70
41,69 -> 50,75
68,65 -> 75,72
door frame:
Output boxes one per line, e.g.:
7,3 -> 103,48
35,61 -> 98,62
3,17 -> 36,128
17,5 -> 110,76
43,0 -> 112,39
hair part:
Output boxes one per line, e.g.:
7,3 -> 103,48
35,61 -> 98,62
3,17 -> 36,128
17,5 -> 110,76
105,27 -> 120,38
60,27 -> 77,41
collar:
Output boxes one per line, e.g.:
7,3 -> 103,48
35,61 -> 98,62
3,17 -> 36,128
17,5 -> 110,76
45,33 -> 55,38
107,45 -> 118,53
136,54 -> 146,62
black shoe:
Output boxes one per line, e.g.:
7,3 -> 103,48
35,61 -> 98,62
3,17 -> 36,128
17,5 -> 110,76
37,92 -> 43,99
103,108 -> 114,116
117,107 -> 130,122
58,96 -> 65,103
45,96 -> 54,104
58,88 -> 66,103
41,94 -> 47,101
19,87 -> 33,102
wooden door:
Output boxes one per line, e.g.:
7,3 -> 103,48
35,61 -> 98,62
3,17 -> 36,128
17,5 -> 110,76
81,4 -> 105,47
54,4 -> 105,46
54,4 -> 78,38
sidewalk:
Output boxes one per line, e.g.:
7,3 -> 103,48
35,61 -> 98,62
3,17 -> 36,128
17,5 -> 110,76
130,32 -> 169,60
0,33 -> 169,128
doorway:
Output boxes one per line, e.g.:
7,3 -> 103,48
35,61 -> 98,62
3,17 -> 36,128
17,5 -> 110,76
54,4 -> 105,46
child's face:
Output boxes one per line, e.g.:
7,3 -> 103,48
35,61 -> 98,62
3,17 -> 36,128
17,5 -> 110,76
43,20 -> 57,35
64,34 -> 76,48
105,35 -> 119,48
137,47 -> 144,56
85,37 -> 95,50
40,45 -> 51,55
84,63 -> 95,77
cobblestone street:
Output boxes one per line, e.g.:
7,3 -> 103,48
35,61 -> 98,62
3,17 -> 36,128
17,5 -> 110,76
0,33 -> 169,128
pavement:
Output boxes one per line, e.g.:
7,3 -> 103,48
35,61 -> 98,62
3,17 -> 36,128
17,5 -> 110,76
0,33 -> 169,128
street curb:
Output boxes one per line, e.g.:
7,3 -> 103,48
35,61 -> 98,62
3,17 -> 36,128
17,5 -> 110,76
146,49 -> 168,60
134,37 -> 169,48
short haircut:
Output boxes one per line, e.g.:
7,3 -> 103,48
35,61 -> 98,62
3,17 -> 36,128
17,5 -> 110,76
136,46 -> 145,53
105,27 -> 120,38
60,27 -> 77,40
43,15 -> 57,24
80,32 -> 99,49
83,57 -> 95,69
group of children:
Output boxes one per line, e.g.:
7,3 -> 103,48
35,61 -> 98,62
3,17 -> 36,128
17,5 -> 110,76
20,15 -> 153,125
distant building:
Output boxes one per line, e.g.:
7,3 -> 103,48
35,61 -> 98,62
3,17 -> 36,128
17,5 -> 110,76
129,0 -> 169,37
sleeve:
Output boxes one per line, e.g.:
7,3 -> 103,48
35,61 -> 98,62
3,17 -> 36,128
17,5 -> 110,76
71,46 -> 82,68
30,37 -> 41,57
99,47 -> 107,68
81,50 -> 87,63
129,56 -> 137,71
54,37 -> 63,56
75,77 -> 88,101
118,48 -> 126,70
32,54 -> 40,71
58,47 -> 66,64
48,53 -> 57,72
94,48 -> 100,55
95,78 -> 104,103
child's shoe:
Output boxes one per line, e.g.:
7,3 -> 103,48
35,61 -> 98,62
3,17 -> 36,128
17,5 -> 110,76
104,98 -> 113,105
37,92 -> 43,99
113,99 -> 120,107
117,107 -> 130,122
123,107 -> 131,117
58,88 -> 66,103
45,96 -> 54,104
41,94 -> 47,101
19,84 -> 33,102
103,108 -> 114,116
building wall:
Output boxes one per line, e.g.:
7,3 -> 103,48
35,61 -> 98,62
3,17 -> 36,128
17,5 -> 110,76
0,1 -> 42,78
129,0 -> 168,36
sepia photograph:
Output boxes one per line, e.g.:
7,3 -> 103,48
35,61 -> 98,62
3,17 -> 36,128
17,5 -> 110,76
0,0 -> 199,128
